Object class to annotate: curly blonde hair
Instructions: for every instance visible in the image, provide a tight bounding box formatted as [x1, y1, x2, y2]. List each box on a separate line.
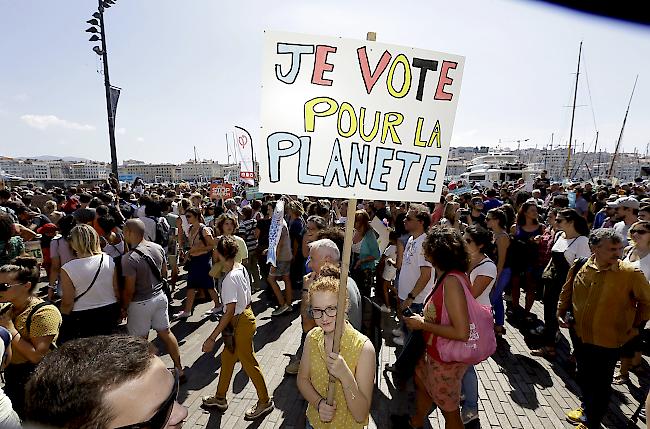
[307, 264, 349, 313]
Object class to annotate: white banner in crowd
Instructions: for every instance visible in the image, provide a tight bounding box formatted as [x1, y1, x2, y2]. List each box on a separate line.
[260, 31, 464, 202]
[234, 126, 255, 185]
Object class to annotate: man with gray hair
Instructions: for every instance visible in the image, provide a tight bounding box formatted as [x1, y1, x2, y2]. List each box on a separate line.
[284, 238, 362, 375]
[559, 228, 650, 428]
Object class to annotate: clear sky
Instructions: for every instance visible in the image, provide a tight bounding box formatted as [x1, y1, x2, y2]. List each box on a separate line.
[1, 0, 649, 163]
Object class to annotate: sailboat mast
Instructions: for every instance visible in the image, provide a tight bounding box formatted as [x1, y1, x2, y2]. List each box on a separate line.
[565, 41, 582, 178]
[225, 133, 231, 164]
[608, 75, 638, 178]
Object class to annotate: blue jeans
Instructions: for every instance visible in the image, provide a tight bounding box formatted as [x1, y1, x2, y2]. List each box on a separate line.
[461, 365, 479, 417]
[491, 267, 511, 326]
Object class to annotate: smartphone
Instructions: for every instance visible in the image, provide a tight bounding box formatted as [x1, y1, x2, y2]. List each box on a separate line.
[402, 307, 413, 317]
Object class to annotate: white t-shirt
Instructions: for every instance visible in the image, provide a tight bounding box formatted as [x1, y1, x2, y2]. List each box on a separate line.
[624, 250, 650, 282]
[398, 234, 434, 304]
[469, 257, 497, 306]
[551, 234, 591, 264]
[614, 221, 631, 246]
[62, 253, 117, 311]
[382, 244, 397, 281]
[221, 265, 252, 315]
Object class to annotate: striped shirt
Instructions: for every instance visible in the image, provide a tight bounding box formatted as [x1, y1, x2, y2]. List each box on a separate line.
[239, 218, 258, 251]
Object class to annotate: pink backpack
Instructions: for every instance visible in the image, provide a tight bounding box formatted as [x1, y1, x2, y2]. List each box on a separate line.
[437, 272, 496, 364]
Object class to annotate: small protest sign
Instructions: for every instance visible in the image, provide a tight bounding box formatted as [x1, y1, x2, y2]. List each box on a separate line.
[209, 183, 233, 200]
[260, 31, 464, 202]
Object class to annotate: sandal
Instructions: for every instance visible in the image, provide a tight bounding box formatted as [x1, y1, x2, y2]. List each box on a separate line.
[531, 346, 556, 358]
[613, 373, 630, 385]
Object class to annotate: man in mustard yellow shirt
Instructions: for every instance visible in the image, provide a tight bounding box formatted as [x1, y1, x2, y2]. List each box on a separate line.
[558, 228, 650, 429]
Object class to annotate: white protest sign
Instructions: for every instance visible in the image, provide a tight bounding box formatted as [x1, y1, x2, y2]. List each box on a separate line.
[260, 31, 464, 202]
[370, 216, 390, 253]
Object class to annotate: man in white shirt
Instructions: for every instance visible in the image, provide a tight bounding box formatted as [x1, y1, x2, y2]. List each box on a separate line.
[393, 204, 433, 346]
[609, 196, 640, 246]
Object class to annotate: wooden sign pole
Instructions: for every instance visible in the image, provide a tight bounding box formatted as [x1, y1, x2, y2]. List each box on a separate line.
[326, 197, 357, 405]
[325, 31, 375, 406]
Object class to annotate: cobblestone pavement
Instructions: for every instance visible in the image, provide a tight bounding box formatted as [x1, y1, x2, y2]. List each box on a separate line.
[145, 278, 647, 429]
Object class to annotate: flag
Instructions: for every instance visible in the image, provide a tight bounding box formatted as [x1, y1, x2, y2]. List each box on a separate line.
[234, 126, 255, 185]
[109, 85, 121, 123]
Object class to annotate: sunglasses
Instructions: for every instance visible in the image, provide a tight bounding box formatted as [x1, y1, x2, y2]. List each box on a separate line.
[115, 368, 179, 429]
[631, 229, 649, 235]
[0, 282, 23, 292]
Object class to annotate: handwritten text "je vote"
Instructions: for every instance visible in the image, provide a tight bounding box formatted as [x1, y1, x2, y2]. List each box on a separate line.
[274, 43, 458, 101]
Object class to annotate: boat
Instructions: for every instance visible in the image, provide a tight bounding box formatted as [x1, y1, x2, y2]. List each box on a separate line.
[459, 152, 541, 187]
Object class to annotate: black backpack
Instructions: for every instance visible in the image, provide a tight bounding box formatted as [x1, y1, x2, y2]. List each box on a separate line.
[149, 216, 170, 248]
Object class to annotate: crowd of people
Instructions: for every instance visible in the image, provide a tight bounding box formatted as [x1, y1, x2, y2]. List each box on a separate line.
[1, 171, 650, 428]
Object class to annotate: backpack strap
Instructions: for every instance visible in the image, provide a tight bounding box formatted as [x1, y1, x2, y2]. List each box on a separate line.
[26, 301, 56, 334]
[133, 248, 163, 283]
[74, 254, 104, 303]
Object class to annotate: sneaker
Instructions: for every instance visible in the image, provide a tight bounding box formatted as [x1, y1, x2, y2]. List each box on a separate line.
[380, 304, 391, 313]
[205, 306, 223, 315]
[272, 304, 291, 317]
[172, 310, 191, 320]
[285, 359, 300, 375]
[566, 408, 587, 425]
[393, 336, 405, 346]
[244, 399, 274, 421]
[392, 328, 404, 337]
[202, 395, 228, 411]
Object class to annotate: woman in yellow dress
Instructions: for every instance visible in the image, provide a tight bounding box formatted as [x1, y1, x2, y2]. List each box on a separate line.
[297, 270, 375, 428]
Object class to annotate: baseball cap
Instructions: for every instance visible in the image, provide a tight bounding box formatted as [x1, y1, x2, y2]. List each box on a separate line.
[607, 196, 640, 210]
[37, 223, 58, 235]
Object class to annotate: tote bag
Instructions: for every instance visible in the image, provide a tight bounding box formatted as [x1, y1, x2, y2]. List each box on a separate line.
[437, 272, 496, 365]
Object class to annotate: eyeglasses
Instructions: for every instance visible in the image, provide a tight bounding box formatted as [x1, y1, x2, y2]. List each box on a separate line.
[310, 306, 337, 319]
[0, 282, 23, 292]
[115, 368, 179, 429]
[631, 229, 649, 235]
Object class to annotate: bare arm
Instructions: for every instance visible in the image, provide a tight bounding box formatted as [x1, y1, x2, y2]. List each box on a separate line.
[495, 235, 509, 275]
[470, 275, 493, 299]
[60, 270, 75, 315]
[11, 334, 56, 365]
[395, 240, 404, 270]
[336, 340, 375, 423]
[122, 275, 136, 308]
[48, 256, 60, 286]
[207, 302, 236, 340]
[297, 337, 322, 409]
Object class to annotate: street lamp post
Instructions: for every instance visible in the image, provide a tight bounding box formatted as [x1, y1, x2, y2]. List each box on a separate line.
[86, 0, 118, 177]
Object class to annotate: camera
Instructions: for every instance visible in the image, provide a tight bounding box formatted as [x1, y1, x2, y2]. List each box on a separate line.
[402, 307, 413, 317]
